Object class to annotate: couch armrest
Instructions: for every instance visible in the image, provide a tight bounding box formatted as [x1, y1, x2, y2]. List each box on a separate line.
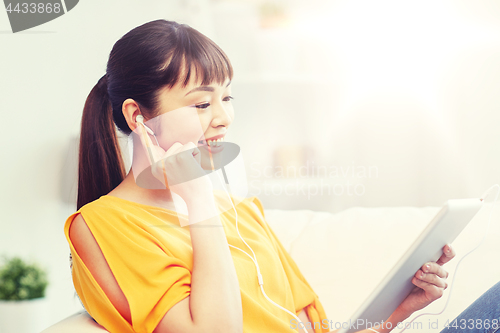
[41, 310, 108, 333]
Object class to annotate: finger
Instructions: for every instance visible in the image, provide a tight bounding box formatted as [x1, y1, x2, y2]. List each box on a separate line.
[168, 142, 200, 161]
[189, 143, 201, 163]
[164, 142, 184, 159]
[412, 276, 445, 300]
[160, 143, 201, 181]
[436, 244, 456, 266]
[191, 145, 201, 164]
[421, 262, 449, 279]
[151, 141, 182, 179]
[189, 142, 200, 158]
[415, 269, 447, 288]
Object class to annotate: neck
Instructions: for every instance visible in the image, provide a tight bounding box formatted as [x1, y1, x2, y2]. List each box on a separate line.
[109, 133, 175, 209]
[116, 168, 175, 208]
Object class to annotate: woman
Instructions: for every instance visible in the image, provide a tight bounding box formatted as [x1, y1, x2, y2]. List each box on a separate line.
[64, 19, 500, 333]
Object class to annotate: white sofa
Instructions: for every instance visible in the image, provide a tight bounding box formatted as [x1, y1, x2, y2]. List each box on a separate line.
[43, 204, 500, 333]
[41, 310, 107, 332]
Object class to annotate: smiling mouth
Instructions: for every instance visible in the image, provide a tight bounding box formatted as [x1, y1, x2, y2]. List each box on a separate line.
[198, 137, 225, 147]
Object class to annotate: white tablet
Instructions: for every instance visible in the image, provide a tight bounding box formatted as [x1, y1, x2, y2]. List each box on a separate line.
[338, 198, 483, 333]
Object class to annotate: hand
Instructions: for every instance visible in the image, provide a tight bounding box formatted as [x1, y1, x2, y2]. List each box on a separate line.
[137, 124, 213, 202]
[397, 244, 456, 316]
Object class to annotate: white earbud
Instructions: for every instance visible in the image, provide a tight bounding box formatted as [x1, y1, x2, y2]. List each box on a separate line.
[135, 114, 161, 164]
[136, 115, 156, 136]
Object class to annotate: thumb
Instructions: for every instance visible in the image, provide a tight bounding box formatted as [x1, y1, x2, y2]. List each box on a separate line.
[192, 146, 201, 164]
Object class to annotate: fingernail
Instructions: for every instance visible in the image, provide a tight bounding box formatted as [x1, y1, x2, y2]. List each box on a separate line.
[425, 264, 430, 272]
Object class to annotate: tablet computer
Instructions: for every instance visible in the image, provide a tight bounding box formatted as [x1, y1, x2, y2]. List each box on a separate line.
[338, 198, 483, 333]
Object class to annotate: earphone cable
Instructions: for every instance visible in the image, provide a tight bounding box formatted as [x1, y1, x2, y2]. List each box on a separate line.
[214, 169, 307, 331]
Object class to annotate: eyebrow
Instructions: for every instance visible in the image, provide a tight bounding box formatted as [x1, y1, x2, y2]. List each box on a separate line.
[185, 80, 231, 96]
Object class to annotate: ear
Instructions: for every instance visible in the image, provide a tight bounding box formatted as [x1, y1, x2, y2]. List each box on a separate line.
[122, 98, 141, 132]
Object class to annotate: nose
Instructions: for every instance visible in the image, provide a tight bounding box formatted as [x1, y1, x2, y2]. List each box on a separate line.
[210, 101, 233, 129]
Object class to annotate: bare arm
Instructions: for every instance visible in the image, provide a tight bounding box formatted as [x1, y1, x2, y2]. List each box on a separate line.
[154, 193, 243, 333]
[69, 213, 133, 326]
[297, 309, 315, 333]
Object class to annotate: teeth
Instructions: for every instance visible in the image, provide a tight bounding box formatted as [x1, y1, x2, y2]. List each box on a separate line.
[198, 138, 224, 147]
[204, 137, 225, 147]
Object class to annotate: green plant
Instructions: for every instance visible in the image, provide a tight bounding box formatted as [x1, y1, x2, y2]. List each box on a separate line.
[0, 255, 48, 301]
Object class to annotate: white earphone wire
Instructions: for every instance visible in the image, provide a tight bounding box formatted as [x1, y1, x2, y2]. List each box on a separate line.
[213, 169, 308, 332]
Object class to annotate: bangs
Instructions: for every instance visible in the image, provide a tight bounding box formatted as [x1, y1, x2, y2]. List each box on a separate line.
[159, 26, 233, 89]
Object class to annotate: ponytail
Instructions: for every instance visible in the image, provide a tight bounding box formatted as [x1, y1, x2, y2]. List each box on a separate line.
[77, 74, 126, 210]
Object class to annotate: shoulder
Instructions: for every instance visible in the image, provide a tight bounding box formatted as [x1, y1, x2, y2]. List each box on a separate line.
[247, 196, 265, 219]
[65, 197, 116, 250]
[68, 213, 87, 235]
[212, 191, 266, 224]
[66, 196, 133, 231]
[68, 213, 96, 254]
[67, 213, 104, 271]
[235, 195, 265, 221]
[234, 195, 267, 228]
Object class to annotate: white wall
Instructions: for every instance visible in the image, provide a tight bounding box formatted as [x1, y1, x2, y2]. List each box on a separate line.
[0, 0, 203, 326]
[1, 0, 499, 327]
[221, 0, 500, 212]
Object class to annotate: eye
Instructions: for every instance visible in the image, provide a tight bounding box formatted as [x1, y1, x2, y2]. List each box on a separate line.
[223, 96, 234, 102]
[195, 102, 210, 109]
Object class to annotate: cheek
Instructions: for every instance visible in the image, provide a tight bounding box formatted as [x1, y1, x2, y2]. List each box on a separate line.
[159, 130, 202, 150]
[154, 108, 205, 150]
[196, 114, 211, 134]
[229, 106, 235, 121]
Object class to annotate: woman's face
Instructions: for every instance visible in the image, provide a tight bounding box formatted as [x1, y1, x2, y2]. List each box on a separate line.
[149, 75, 234, 152]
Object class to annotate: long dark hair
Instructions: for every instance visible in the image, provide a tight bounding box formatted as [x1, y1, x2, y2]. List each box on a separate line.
[77, 19, 233, 210]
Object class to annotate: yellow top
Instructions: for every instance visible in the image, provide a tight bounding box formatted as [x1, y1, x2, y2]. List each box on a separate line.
[64, 192, 329, 333]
